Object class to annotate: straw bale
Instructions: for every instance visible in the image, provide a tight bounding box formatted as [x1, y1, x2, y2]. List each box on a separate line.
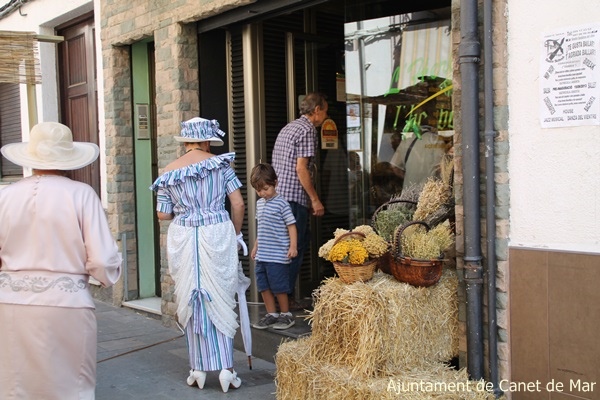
[276, 338, 497, 400]
[306, 270, 459, 377]
[383, 364, 498, 399]
[274, 338, 313, 400]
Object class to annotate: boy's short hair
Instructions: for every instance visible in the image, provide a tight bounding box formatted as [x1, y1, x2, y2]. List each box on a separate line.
[250, 163, 278, 190]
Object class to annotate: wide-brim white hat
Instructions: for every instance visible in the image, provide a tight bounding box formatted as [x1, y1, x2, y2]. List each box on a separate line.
[0, 122, 99, 170]
[174, 117, 225, 146]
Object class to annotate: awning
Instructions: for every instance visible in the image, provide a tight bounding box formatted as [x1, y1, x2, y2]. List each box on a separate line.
[0, 30, 41, 84]
[395, 19, 452, 92]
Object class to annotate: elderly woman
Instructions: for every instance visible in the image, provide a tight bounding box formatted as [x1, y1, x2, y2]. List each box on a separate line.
[0, 122, 122, 400]
[150, 117, 246, 393]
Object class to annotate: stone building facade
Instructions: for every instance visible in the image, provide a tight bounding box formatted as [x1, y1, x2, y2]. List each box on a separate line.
[99, 0, 578, 393]
[1, 0, 597, 394]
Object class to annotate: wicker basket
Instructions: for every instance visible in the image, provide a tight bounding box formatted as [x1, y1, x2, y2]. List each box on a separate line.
[377, 249, 392, 274]
[333, 258, 378, 284]
[330, 231, 377, 284]
[370, 199, 417, 275]
[390, 221, 444, 287]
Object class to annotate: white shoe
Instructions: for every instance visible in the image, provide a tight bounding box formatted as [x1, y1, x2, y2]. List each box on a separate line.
[186, 369, 206, 389]
[219, 369, 241, 393]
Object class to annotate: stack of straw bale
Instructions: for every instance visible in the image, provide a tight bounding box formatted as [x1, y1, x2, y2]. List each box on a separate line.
[275, 270, 496, 399]
[307, 270, 458, 376]
[276, 338, 494, 400]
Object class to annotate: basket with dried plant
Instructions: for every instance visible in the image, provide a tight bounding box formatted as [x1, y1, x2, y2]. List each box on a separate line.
[370, 198, 417, 274]
[390, 220, 454, 287]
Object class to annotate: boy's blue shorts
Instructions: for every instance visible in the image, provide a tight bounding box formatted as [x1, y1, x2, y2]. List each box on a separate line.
[255, 261, 290, 295]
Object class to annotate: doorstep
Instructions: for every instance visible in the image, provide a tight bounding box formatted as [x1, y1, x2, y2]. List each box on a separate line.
[122, 296, 162, 316]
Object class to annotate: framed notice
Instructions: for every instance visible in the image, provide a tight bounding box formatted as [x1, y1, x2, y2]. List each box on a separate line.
[347, 103, 360, 128]
[136, 103, 150, 139]
[347, 128, 361, 151]
[540, 23, 600, 128]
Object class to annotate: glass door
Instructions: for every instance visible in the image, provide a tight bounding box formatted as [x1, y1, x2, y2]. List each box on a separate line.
[285, 25, 349, 297]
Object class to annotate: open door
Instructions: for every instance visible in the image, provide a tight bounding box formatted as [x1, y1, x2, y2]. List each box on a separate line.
[58, 13, 100, 195]
[131, 41, 161, 300]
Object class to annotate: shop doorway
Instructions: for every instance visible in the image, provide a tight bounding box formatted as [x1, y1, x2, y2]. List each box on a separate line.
[200, 0, 453, 300]
[257, 9, 348, 298]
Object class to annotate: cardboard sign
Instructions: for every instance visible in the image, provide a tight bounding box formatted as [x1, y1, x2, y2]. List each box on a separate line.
[321, 118, 339, 149]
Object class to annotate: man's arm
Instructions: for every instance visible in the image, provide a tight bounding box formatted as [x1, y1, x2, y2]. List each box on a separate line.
[296, 157, 324, 216]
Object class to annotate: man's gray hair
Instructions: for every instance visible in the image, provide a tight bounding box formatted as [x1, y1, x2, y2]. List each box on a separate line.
[299, 92, 327, 115]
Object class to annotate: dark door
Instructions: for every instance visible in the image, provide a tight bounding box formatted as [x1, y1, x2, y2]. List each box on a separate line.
[260, 9, 348, 298]
[58, 14, 100, 195]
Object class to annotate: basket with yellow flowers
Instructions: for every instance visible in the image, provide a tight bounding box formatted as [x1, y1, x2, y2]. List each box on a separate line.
[318, 225, 389, 284]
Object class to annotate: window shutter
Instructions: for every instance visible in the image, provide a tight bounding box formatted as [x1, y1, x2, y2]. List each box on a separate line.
[229, 27, 251, 278]
[0, 83, 23, 178]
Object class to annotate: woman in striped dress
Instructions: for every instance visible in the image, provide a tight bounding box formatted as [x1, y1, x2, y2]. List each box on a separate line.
[150, 117, 246, 393]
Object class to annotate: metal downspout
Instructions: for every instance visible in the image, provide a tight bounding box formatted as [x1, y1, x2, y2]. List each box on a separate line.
[459, 0, 484, 379]
[483, 0, 502, 395]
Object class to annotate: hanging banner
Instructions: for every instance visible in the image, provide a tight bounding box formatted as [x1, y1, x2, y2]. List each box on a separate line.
[321, 118, 339, 149]
[540, 23, 600, 128]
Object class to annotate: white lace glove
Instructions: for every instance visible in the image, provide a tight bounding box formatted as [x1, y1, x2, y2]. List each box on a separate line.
[237, 233, 248, 256]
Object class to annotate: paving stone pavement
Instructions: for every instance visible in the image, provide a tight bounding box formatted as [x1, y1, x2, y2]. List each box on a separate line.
[95, 300, 277, 400]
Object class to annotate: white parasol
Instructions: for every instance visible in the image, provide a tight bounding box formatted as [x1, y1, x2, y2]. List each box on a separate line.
[236, 234, 252, 369]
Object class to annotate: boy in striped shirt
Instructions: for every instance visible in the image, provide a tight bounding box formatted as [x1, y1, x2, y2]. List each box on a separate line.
[250, 163, 298, 330]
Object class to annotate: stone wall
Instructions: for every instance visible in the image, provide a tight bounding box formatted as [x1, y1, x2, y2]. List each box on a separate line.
[100, 0, 253, 46]
[103, 44, 135, 305]
[100, 0, 250, 324]
[451, 0, 510, 387]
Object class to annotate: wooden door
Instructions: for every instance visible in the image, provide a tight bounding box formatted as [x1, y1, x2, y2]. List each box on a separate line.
[58, 14, 100, 195]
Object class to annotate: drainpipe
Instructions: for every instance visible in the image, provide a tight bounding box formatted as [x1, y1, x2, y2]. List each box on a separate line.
[483, 0, 502, 395]
[459, 0, 484, 379]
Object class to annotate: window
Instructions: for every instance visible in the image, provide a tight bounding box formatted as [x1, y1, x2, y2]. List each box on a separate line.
[343, 12, 453, 224]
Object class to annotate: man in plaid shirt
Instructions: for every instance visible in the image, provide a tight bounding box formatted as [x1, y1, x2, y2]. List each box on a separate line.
[272, 93, 328, 308]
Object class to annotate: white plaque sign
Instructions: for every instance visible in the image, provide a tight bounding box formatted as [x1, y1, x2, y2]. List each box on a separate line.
[540, 23, 600, 128]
